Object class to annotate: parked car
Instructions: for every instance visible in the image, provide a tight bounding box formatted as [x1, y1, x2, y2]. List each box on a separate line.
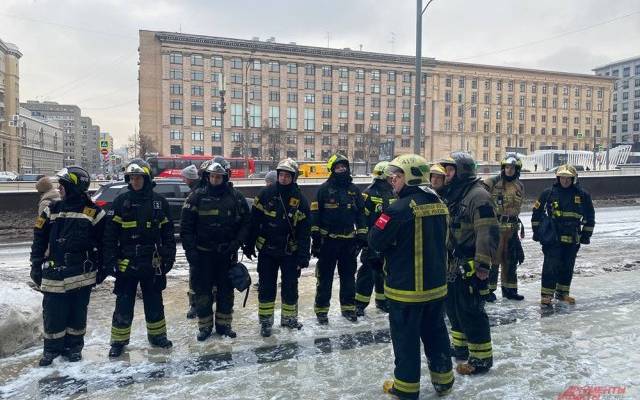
[17, 174, 45, 182]
[91, 179, 253, 230]
[0, 171, 17, 181]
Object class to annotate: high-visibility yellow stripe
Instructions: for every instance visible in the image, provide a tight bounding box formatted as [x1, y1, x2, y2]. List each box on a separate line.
[159, 217, 169, 226]
[146, 319, 166, 329]
[556, 283, 570, 291]
[374, 292, 386, 301]
[541, 287, 555, 295]
[411, 202, 449, 217]
[340, 304, 356, 311]
[44, 330, 66, 339]
[451, 330, 466, 339]
[198, 209, 219, 216]
[429, 369, 454, 385]
[393, 378, 420, 393]
[66, 327, 86, 336]
[468, 341, 492, 351]
[49, 212, 93, 223]
[414, 216, 423, 292]
[310, 201, 319, 211]
[314, 306, 330, 313]
[554, 211, 582, 219]
[582, 226, 594, 232]
[384, 284, 447, 303]
[355, 293, 370, 303]
[560, 235, 574, 243]
[324, 203, 339, 209]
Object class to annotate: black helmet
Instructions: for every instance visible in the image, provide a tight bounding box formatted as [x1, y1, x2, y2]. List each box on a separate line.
[56, 166, 91, 193]
[213, 156, 231, 175]
[124, 158, 152, 183]
[444, 151, 477, 181]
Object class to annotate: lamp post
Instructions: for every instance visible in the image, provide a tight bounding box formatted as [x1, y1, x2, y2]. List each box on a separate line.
[414, 0, 437, 155]
[218, 72, 226, 157]
[243, 54, 255, 177]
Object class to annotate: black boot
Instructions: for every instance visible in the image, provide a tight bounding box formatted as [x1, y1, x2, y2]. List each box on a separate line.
[186, 305, 197, 319]
[150, 336, 173, 349]
[484, 292, 497, 302]
[38, 351, 58, 367]
[197, 327, 212, 342]
[260, 323, 272, 337]
[216, 325, 237, 338]
[355, 304, 365, 317]
[375, 301, 389, 313]
[281, 317, 303, 330]
[108, 344, 125, 358]
[316, 313, 329, 325]
[502, 287, 524, 301]
[65, 350, 82, 362]
[342, 310, 358, 322]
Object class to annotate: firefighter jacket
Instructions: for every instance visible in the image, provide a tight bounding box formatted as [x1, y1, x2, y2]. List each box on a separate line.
[311, 175, 368, 240]
[368, 186, 449, 303]
[103, 183, 176, 277]
[180, 182, 250, 257]
[483, 174, 524, 222]
[247, 183, 311, 267]
[362, 179, 396, 261]
[445, 178, 499, 272]
[531, 182, 595, 245]
[31, 197, 106, 293]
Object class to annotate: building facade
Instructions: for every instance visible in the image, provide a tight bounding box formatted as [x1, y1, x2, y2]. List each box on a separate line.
[18, 107, 64, 174]
[0, 37, 22, 172]
[594, 56, 640, 144]
[139, 30, 613, 164]
[80, 116, 101, 174]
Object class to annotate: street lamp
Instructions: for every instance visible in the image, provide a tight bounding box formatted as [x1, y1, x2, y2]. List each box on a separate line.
[218, 73, 226, 157]
[414, 0, 437, 155]
[243, 53, 256, 177]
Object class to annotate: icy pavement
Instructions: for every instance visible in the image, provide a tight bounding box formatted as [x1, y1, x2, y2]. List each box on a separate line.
[0, 206, 639, 399]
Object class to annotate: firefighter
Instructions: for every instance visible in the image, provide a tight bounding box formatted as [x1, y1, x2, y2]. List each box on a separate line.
[369, 154, 453, 399]
[355, 161, 395, 316]
[428, 164, 447, 196]
[483, 154, 526, 301]
[440, 152, 499, 375]
[311, 154, 368, 324]
[105, 159, 176, 358]
[244, 158, 311, 337]
[532, 164, 595, 306]
[182, 164, 201, 319]
[30, 166, 106, 366]
[181, 159, 251, 341]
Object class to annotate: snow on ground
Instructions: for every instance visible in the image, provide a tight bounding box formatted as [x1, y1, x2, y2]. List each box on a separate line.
[0, 282, 42, 357]
[0, 206, 638, 399]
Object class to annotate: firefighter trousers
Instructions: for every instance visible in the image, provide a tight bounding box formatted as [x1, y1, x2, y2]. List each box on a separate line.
[489, 227, 519, 291]
[445, 276, 493, 371]
[42, 286, 92, 354]
[257, 252, 299, 325]
[314, 238, 357, 315]
[388, 299, 454, 399]
[110, 274, 168, 346]
[541, 243, 579, 298]
[192, 249, 235, 332]
[354, 252, 385, 309]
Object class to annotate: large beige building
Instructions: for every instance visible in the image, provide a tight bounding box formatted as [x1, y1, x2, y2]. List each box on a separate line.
[139, 30, 613, 164]
[0, 37, 22, 172]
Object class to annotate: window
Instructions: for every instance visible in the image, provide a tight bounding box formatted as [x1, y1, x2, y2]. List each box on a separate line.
[170, 84, 182, 95]
[402, 126, 410, 135]
[322, 123, 332, 133]
[287, 107, 297, 130]
[191, 116, 204, 126]
[250, 89, 261, 101]
[169, 69, 183, 80]
[191, 146, 204, 155]
[191, 54, 203, 66]
[170, 114, 183, 125]
[287, 63, 297, 74]
[356, 110, 365, 120]
[371, 111, 380, 120]
[191, 131, 204, 141]
[322, 65, 332, 77]
[170, 99, 182, 110]
[304, 94, 315, 104]
[403, 73, 412, 83]
[356, 96, 365, 106]
[249, 105, 261, 127]
[231, 88, 242, 99]
[339, 82, 349, 92]
[355, 83, 364, 93]
[287, 92, 297, 102]
[339, 110, 349, 119]
[322, 95, 332, 105]
[269, 77, 280, 87]
[231, 104, 243, 127]
[268, 106, 280, 128]
[169, 130, 182, 140]
[387, 98, 396, 108]
[339, 67, 349, 78]
[304, 135, 315, 145]
[371, 69, 380, 80]
[269, 91, 280, 101]
[387, 112, 396, 121]
[231, 58, 242, 69]
[250, 75, 261, 85]
[339, 123, 348, 133]
[231, 132, 243, 143]
[211, 117, 221, 127]
[305, 64, 316, 76]
[339, 96, 349, 106]
[323, 81, 332, 91]
[356, 69, 365, 79]
[459, 77, 466, 88]
[305, 80, 315, 90]
[386, 125, 396, 134]
[170, 53, 182, 64]
[322, 109, 332, 118]
[191, 71, 204, 81]
[191, 100, 203, 112]
[388, 71, 396, 81]
[371, 84, 380, 94]
[211, 56, 223, 67]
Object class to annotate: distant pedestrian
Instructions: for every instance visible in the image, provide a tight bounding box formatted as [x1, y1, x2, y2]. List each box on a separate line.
[36, 177, 60, 215]
[264, 170, 277, 187]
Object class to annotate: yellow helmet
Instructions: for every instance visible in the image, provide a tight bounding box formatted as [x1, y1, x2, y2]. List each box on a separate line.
[385, 154, 430, 186]
[556, 164, 578, 178]
[326, 153, 349, 173]
[372, 161, 390, 180]
[430, 163, 446, 176]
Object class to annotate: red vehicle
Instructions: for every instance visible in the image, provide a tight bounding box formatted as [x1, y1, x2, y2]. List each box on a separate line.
[146, 155, 255, 179]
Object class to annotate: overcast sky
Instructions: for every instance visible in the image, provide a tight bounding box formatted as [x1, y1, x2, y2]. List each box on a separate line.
[2, 0, 639, 147]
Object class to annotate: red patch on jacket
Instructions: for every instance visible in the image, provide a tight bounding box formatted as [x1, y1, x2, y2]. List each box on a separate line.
[375, 213, 391, 230]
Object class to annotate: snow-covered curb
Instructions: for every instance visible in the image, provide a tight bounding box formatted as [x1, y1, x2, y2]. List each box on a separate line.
[0, 281, 42, 357]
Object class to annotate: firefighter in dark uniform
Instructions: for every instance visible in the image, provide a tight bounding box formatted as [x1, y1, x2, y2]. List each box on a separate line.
[428, 164, 447, 196]
[369, 154, 454, 399]
[105, 159, 176, 358]
[532, 164, 595, 306]
[311, 154, 368, 324]
[182, 164, 201, 320]
[483, 154, 526, 301]
[244, 158, 311, 337]
[30, 166, 106, 366]
[355, 161, 395, 316]
[181, 159, 251, 341]
[440, 152, 499, 375]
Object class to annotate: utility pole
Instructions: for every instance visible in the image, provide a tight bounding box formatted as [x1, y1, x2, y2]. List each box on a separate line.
[219, 72, 226, 157]
[414, 0, 436, 156]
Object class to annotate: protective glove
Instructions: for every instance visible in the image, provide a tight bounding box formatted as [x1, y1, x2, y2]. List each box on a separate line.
[162, 260, 174, 274]
[579, 235, 591, 245]
[96, 267, 109, 285]
[242, 245, 256, 260]
[515, 240, 525, 265]
[30, 263, 42, 287]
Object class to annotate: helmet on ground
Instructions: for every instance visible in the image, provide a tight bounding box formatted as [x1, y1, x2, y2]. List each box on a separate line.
[556, 164, 578, 179]
[276, 158, 299, 180]
[56, 166, 91, 192]
[430, 163, 446, 176]
[443, 152, 477, 180]
[326, 153, 350, 173]
[372, 161, 390, 180]
[124, 159, 152, 182]
[181, 164, 199, 180]
[501, 154, 522, 171]
[385, 154, 430, 186]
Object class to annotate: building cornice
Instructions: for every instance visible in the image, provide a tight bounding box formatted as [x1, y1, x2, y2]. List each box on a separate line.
[0, 38, 22, 58]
